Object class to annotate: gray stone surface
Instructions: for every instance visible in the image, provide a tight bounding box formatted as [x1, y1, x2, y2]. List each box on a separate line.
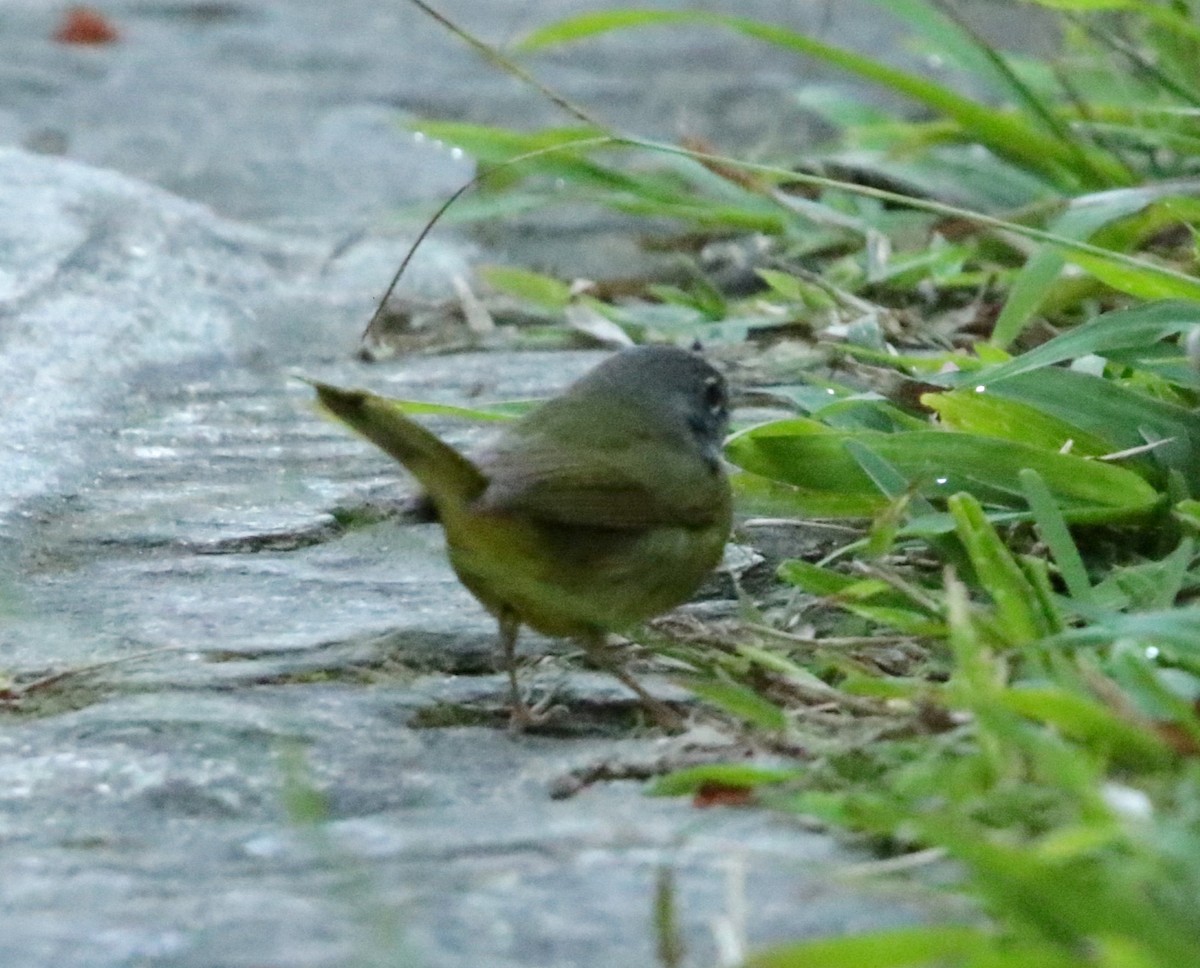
[0, 2, 992, 965]
[0, 0, 872, 231]
[0, 140, 470, 505]
[0, 147, 933, 965]
[0, 684, 928, 968]
[0, 0, 1055, 274]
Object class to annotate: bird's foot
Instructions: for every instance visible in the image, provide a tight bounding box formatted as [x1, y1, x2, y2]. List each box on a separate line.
[507, 691, 567, 733]
[640, 697, 686, 734]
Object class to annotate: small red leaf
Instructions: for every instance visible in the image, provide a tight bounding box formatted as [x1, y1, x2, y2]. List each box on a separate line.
[54, 6, 120, 45]
[692, 782, 756, 808]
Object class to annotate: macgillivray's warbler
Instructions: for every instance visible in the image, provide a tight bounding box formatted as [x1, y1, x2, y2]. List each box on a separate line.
[308, 345, 732, 730]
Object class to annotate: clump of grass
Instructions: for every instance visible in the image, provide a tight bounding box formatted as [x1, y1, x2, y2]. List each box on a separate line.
[393, 1, 1200, 963]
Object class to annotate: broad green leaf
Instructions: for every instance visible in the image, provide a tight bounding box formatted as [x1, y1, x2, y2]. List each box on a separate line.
[683, 678, 788, 730]
[730, 470, 882, 518]
[924, 389, 1112, 457]
[409, 121, 796, 233]
[845, 440, 922, 503]
[990, 366, 1198, 446]
[755, 268, 812, 302]
[479, 265, 572, 310]
[983, 367, 1199, 450]
[1001, 685, 1172, 766]
[743, 925, 991, 968]
[810, 396, 928, 433]
[777, 560, 944, 634]
[840, 605, 947, 636]
[840, 673, 926, 700]
[975, 368, 1200, 489]
[727, 420, 1161, 521]
[845, 440, 947, 557]
[610, 195, 792, 233]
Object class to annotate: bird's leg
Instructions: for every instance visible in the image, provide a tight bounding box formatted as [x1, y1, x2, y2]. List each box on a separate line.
[583, 633, 685, 733]
[499, 611, 560, 731]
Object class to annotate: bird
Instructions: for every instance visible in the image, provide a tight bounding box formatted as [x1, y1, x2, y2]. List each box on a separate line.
[309, 345, 732, 730]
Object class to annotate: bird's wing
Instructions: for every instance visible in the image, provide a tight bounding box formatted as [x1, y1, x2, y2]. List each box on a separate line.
[476, 434, 725, 530]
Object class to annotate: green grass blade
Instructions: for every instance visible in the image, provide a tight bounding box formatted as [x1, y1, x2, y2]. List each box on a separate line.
[871, 0, 1054, 107]
[517, 10, 1129, 188]
[950, 492, 1054, 644]
[1112, 650, 1200, 751]
[845, 439, 930, 507]
[969, 300, 1200, 384]
[649, 763, 800, 796]
[1056, 607, 1200, 653]
[1027, 0, 1200, 47]
[410, 121, 619, 181]
[1066, 247, 1200, 301]
[1019, 469, 1095, 606]
[992, 188, 1173, 349]
[873, 0, 1123, 185]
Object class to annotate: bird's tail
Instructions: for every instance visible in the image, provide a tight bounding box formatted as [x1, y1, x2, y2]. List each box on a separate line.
[306, 380, 488, 516]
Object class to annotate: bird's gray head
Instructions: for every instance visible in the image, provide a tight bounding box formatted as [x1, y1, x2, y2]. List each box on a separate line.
[568, 345, 730, 463]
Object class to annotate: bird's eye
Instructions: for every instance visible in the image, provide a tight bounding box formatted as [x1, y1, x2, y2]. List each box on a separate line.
[703, 376, 726, 415]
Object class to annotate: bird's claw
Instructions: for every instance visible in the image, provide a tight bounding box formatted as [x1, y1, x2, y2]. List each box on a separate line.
[507, 692, 567, 732]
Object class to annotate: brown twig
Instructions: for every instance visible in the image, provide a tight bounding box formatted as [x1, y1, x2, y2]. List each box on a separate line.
[0, 646, 186, 703]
